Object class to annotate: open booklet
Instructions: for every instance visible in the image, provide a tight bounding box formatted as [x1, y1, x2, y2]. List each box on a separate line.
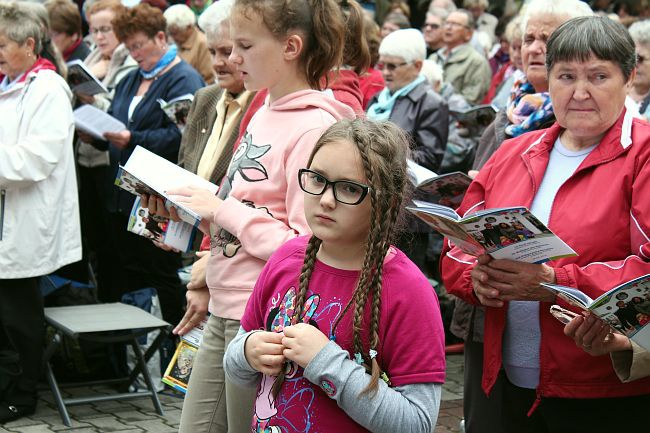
[542, 275, 650, 351]
[115, 146, 219, 229]
[128, 197, 197, 252]
[406, 201, 577, 263]
[66, 59, 108, 96]
[158, 94, 193, 132]
[162, 316, 208, 393]
[407, 160, 472, 208]
[450, 104, 497, 130]
[73, 104, 126, 141]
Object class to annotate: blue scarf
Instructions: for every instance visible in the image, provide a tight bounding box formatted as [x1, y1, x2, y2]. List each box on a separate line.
[367, 75, 426, 121]
[139, 45, 177, 79]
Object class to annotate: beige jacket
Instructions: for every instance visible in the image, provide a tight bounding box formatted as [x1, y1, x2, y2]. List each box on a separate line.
[611, 341, 650, 383]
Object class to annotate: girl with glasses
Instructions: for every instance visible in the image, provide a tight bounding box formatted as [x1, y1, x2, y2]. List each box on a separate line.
[224, 118, 446, 432]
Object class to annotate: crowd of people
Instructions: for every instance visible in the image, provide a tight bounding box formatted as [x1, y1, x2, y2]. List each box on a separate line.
[1, 0, 649, 432]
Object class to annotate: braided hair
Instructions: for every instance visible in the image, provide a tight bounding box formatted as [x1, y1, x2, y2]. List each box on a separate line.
[274, 118, 410, 398]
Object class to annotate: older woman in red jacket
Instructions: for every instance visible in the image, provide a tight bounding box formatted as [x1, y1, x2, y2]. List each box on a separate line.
[441, 16, 650, 433]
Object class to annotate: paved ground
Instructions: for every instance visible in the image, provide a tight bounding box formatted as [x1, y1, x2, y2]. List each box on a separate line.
[0, 354, 465, 433]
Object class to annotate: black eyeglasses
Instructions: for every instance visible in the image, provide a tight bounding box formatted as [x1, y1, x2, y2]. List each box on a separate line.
[376, 61, 410, 72]
[423, 23, 440, 30]
[298, 169, 370, 205]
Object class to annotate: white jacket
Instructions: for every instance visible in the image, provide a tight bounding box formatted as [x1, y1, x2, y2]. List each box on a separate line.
[0, 69, 81, 278]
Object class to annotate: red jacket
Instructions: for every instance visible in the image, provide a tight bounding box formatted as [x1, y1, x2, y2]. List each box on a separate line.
[441, 108, 650, 404]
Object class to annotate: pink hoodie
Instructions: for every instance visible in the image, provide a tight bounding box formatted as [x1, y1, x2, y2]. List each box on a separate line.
[206, 90, 356, 320]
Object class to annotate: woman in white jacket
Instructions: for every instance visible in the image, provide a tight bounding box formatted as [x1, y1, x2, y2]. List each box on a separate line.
[0, 2, 81, 423]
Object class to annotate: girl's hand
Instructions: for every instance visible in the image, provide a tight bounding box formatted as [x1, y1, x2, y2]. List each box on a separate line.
[187, 251, 210, 290]
[166, 186, 223, 222]
[173, 286, 210, 336]
[564, 313, 632, 356]
[282, 323, 330, 369]
[104, 130, 131, 149]
[244, 331, 286, 375]
[474, 257, 556, 302]
[166, 186, 222, 234]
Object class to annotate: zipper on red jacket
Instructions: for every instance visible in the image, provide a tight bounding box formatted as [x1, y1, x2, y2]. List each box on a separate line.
[0, 189, 5, 241]
[0, 189, 7, 241]
[527, 389, 542, 416]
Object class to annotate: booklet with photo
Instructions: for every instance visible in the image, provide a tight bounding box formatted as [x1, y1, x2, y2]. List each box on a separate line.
[74, 104, 127, 141]
[407, 160, 472, 208]
[127, 197, 196, 252]
[543, 274, 650, 351]
[406, 201, 577, 263]
[162, 316, 208, 393]
[115, 146, 219, 228]
[158, 94, 193, 132]
[450, 104, 497, 130]
[66, 59, 108, 96]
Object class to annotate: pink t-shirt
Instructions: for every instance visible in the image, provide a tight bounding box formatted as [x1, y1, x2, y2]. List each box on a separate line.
[241, 236, 446, 432]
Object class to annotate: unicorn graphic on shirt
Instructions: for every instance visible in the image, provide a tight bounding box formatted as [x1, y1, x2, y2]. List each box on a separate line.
[253, 287, 320, 433]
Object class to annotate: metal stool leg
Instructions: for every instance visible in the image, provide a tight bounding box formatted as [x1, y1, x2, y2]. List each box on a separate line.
[129, 339, 164, 416]
[45, 361, 72, 427]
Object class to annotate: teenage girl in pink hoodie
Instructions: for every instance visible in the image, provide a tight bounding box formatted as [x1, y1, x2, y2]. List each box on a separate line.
[154, 0, 356, 431]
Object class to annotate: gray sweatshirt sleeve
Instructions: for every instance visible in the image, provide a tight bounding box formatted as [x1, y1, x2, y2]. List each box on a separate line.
[303, 341, 441, 433]
[224, 328, 442, 433]
[223, 327, 260, 388]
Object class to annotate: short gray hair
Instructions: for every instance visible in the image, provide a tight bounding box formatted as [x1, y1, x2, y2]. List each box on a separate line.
[504, 15, 523, 44]
[198, 0, 234, 39]
[421, 59, 444, 86]
[379, 28, 426, 63]
[427, 7, 448, 22]
[521, 0, 593, 36]
[429, 0, 457, 15]
[629, 19, 650, 46]
[0, 2, 43, 55]
[453, 9, 475, 30]
[163, 4, 196, 29]
[463, 0, 488, 9]
[546, 16, 636, 81]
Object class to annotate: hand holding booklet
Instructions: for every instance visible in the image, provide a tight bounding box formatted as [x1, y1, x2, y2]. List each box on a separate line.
[406, 201, 577, 263]
[543, 274, 650, 351]
[162, 316, 208, 393]
[115, 146, 219, 250]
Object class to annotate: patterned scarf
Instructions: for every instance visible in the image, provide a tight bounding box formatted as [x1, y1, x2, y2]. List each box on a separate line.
[504, 77, 554, 137]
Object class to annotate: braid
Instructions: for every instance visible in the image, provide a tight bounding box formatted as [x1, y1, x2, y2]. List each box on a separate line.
[272, 235, 321, 400]
[293, 236, 322, 321]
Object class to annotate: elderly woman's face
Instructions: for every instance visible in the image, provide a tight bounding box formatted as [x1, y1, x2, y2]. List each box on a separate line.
[634, 42, 650, 91]
[124, 31, 168, 72]
[521, 14, 567, 92]
[549, 56, 633, 147]
[208, 22, 244, 94]
[378, 54, 421, 93]
[89, 9, 120, 58]
[0, 33, 35, 81]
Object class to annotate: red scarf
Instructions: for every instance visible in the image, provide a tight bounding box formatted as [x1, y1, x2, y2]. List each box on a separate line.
[62, 39, 82, 61]
[0, 57, 57, 85]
